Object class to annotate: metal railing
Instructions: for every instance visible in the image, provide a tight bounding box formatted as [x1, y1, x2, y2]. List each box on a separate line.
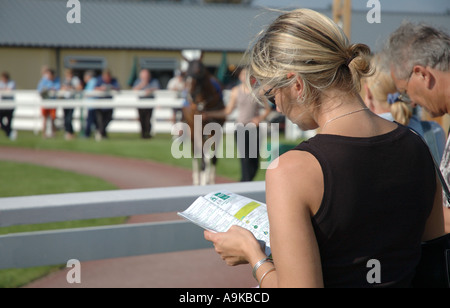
[0, 181, 265, 270]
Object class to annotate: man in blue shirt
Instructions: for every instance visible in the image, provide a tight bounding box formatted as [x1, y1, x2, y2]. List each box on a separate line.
[83, 70, 98, 138]
[132, 69, 160, 139]
[94, 69, 120, 140]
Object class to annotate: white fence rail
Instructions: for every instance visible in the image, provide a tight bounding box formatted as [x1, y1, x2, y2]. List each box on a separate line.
[0, 90, 188, 135]
[0, 90, 233, 135]
[0, 90, 308, 139]
[0, 181, 265, 269]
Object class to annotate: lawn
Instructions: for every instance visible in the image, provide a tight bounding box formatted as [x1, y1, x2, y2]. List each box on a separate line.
[0, 160, 122, 288]
[0, 130, 300, 181]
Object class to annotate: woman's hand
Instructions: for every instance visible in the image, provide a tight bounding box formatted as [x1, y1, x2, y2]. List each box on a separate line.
[204, 225, 265, 266]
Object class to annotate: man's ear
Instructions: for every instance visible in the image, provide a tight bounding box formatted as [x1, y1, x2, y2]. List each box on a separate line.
[413, 65, 435, 90]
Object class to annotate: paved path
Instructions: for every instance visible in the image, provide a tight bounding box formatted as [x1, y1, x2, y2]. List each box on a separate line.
[0, 146, 256, 288]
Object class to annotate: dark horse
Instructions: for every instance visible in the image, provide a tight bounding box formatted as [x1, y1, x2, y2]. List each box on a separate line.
[183, 53, 225, 185]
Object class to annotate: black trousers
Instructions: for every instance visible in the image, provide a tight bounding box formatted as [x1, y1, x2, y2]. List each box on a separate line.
[138, 108, 153, 138]
[235, 125, 260, 182]
[95, 109, 113, 138]
[0, 109, 14, 137]
[63, 108, 74, 134]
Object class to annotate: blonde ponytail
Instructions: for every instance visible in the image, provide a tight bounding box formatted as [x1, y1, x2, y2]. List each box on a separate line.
[390, 101, 413, 125]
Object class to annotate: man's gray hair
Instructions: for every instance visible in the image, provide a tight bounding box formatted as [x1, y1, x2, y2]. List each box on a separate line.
[385, 21, 450, 80]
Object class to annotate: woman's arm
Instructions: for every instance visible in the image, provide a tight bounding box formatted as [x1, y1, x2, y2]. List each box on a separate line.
[205, 150, 324, 287]
[252, 99, 272, 126]
[444, 208, 450, 234]
[422, 173, 446, 241]
[264, 151, 324, 287]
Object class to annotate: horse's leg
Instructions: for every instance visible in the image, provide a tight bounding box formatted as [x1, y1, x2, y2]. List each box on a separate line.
[192, 117, 205, 186]
[192, 133, 202, 186]
[200, 156, 208, 186]
[208, 156, 216, 185]
[207, 128, 222, 185]
[192, 158, 201, 186]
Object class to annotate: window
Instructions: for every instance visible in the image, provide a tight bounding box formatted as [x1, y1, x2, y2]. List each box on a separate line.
[139, 58, 178, 89]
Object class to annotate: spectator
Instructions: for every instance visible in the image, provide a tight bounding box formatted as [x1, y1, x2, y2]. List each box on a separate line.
[94, 69, 120, 140]
[36, 65, 48, 90]
[385, 21, 450, 229]
[204, 68, 271, 181]
[204, 9, 445, 287]
[167, 70, 186, 123]
[37, 68, 60, 138]
[0, 72, 16, 140]
[132, 69, 160, 139]
[60, 69, 82, 140]
[167, 70, 186, 92]
[363, 54, 446, 163]
[83, 70, 98, 138]
[362, 55, 397, 121]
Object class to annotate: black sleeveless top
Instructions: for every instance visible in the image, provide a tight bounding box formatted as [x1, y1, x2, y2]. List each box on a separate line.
[292, 125, 436, 287]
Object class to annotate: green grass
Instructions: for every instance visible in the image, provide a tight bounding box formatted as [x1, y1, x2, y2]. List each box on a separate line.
[0, 130, 301, 181]
[0, 160, 123, 288]
[0, 160, 118, 198]
[0, 131, 298, 181]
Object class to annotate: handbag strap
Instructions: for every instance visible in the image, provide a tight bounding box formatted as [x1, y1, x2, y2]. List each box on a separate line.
[409, 127, 450, 205]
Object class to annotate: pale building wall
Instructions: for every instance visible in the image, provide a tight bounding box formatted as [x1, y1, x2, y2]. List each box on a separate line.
[0, 47, 56, 89]
[0, 47, 246, 90]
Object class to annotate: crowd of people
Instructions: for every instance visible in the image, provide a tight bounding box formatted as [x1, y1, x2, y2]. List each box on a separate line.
[361, 53, 446, 164]
[0, 63, 273, 182]
[35, 67, 157, 141]
[0, 66, 189, 141]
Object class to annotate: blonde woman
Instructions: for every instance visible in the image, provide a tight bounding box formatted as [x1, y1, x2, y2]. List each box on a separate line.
[204, 9, 445, 287]
[363, 55, 446, 163]
[362, 55, 398, 121]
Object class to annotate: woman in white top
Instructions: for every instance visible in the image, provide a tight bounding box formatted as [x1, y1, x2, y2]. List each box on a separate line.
[205, 68, 271, 181]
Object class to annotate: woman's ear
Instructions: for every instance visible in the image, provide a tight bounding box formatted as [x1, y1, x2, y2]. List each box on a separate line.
[295, 76, 304, 94]
[286, 73, 304, 97]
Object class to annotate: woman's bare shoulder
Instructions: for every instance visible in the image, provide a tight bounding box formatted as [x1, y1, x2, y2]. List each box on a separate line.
[267, 149, 321, 177]
[266, 149, 323, 214]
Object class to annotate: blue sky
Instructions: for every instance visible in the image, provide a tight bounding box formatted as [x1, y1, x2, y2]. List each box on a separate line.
[252, 0, 450, 14]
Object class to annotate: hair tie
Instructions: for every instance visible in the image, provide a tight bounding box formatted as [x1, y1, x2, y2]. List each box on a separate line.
[346, 54, 357, 66]
[387, 92, 401, 105]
